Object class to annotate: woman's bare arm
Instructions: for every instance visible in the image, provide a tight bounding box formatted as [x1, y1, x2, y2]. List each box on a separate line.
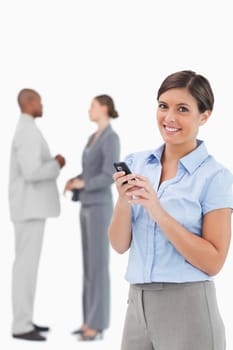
[108, 197, 132, 254]
[108, 172, 139, 254]
[128, 175, 232, 276]
[154, 206, 231, 275]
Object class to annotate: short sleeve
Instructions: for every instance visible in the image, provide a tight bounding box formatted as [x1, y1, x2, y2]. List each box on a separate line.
[201, 168, 233, 215]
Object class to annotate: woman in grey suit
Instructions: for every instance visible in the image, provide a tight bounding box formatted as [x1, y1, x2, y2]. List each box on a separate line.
[65, 95, 120, 341]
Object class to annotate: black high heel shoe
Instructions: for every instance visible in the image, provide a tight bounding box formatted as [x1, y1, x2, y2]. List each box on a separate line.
[79, 330, 103, 341]
[71, 328, 84, 335]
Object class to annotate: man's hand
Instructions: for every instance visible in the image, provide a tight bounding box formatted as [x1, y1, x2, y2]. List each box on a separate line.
[55, 154, 66, 168]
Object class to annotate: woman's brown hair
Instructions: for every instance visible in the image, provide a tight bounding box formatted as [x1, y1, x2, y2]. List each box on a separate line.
[95, 94, 119, 119]
[157, 70, 214, 113]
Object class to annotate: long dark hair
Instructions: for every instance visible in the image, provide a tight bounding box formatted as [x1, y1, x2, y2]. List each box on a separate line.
[95, 95, 119, 118]
[157, 70, 214, 113]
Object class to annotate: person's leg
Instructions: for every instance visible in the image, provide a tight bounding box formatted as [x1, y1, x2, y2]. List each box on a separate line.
[84, 203, 112, 331]
[121, 286, 154, 350]
[12, 219, 45, 334]
[143, 282, 225, 350]
[79, 207, 89, 329]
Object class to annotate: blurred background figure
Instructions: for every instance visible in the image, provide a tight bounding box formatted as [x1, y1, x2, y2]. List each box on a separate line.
[64, 95, 120, 341]
[8, 89, 66, 341]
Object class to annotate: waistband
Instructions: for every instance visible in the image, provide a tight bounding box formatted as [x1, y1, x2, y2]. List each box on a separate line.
[132, 280, 214, 291]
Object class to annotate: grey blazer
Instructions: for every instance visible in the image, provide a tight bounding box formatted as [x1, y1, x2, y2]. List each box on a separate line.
[73, 125, 120, 205]
[8, 114, 61, 222]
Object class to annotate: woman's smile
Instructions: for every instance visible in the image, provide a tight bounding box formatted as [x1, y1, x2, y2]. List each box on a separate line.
[163, 124, 182, 135]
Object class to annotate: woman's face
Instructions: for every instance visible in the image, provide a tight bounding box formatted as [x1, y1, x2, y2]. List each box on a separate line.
[89, 99, 108, 122]
[157, 88, 210, 146]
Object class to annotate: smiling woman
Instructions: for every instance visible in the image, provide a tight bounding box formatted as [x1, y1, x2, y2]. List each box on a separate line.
[157, 70, 214, 149]
[109, 70, 233, 350]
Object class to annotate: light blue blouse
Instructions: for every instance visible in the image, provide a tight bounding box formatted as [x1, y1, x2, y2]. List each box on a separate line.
[124, 140, 233, 284]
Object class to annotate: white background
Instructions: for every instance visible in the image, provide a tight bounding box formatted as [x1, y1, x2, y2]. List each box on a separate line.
[0, 0, 233, 349]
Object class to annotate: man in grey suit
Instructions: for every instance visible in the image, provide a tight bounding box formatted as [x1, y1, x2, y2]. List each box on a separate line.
[8, 89, 65, 341]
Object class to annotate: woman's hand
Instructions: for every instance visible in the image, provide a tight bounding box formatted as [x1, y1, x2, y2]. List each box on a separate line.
[64, 178, 85, 193]
[64, 179, 74, 193]
[71, 178, 85, 189]
[126, 174, 161, 220]
[113, 171, 141, 202]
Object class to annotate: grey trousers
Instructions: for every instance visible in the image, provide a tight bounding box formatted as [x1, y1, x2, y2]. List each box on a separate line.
[80, 203, 113, 330]
[121, 281, 226, 350]
[12, 219, 45, 334]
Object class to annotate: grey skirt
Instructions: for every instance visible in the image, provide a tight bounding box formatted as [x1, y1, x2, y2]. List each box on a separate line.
[121, 281, 225, 350]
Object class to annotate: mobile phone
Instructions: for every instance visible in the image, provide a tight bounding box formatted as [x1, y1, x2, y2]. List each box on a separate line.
[113, 161, 134, 184]
[114, 162, 132, 175]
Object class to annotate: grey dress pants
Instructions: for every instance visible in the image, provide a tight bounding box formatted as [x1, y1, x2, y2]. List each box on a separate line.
[80, 203, 113, 330]
[121, 281, 226, 350]
[12, 219, 45, 334]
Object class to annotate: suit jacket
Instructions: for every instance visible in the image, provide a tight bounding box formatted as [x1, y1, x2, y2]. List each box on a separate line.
[9, 113, 61, 222]
[73, 124, 120, 205]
